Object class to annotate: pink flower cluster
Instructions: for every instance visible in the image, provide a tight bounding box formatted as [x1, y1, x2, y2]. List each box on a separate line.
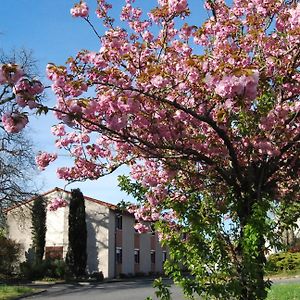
[51, 124, 66, 137]
[14, 78, 44, 109]
[212, 70, 259, 101]
[35, 152, 57, 170]
[48, 197, 68, 211]
[0, 64, 24, 85]
[134, 222, 149, 233]
[1, 112, 28, 133]
[70, 1, 89, 17]
[289, 4, 300, 30]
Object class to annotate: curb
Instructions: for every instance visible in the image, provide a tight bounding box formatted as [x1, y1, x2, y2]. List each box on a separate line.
[13, 288, 47, 300]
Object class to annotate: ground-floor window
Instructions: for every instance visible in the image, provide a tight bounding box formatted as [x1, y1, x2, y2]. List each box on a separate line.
[116, 247, 122, 264]
[45, 246, 63, 260]
[134, 249, 140, 264]
[162, 251, 167, 262]
[150, 250, 156, 264]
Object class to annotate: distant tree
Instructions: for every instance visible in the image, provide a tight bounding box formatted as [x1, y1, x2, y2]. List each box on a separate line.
[0, 49, 41, 215]
[31, 196, 46, 262]
[66, 189, 87, 277]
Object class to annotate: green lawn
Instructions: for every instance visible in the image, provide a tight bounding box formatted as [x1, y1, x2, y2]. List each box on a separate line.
[0, 285, 36, 300]
[267, 282, 300, 300]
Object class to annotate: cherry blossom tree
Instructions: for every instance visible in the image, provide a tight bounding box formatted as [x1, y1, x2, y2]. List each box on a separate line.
[1, 0, 300, 299]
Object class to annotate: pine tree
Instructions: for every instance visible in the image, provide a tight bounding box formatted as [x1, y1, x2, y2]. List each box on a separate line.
[31, 196, 46, 262]
[66, 189, 87, 277]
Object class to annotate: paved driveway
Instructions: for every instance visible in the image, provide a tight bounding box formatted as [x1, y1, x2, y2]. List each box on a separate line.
[25, 279, 188, 300]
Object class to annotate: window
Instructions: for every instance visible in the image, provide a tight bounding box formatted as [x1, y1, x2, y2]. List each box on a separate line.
[150, 250, 156, 264]
[162, 251, 167, 262]
[151, 224, 155, 236]
[45, 246, 63, 260]
[134, 249, 140, 264]
[116, 247, 122, 264]
[116, 214, 122, 230]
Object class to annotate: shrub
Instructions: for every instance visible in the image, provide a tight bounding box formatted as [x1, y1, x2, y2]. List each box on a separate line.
[89, 271, 104, 282]
[0, 236, 21, 275]
[266, 252, 300, 273]
[20, 259, 67, 280]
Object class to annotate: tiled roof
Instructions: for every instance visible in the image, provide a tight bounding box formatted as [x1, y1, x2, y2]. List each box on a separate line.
[4, 187, 118, 213]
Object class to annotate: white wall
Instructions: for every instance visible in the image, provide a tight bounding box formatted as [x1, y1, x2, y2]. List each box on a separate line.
[122, 214, 135, 275]
[85, 200, 110, 277]
[108, 210, 116, 278]
[140, 232, 151, 274]
[6, 203, 34, 262]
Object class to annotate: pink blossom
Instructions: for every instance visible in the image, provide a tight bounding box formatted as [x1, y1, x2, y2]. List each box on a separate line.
[167, 0, 188, 14]
[151, 75, 168, 88]
[0, 64, 24, 84]
[134, 222, 149, 233]
[289, 4, 300, 30]
[1, 112, 28, 133]
[70, 2, 89, 18]
[35, 152, 57, 170]
[214, 70, 259, 100]
[48, 197, 68, 211]
[51, 124, 66, 136]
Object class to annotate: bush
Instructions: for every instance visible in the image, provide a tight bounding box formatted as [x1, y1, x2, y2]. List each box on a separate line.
[20, 259, 67, 280]
[0, 236, 21, 275]
[266, 252, 300, 273]
[89, 271, 104, 282]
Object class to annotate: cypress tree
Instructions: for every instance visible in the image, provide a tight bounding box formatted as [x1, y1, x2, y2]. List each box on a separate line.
[66, 189, 87, 277]
[31, 196, 46, 262]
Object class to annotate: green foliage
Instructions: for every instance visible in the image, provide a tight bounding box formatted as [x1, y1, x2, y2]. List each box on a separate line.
[153, 278, 172, 300]
[0, 236, 20, 275]
[118, 175, 148, 202]
[31, 196, 46, 262]
[266, 252, 300, 273]
[66, 188, 87, 277]
[118, 176, 279, 299]
[20, 259, 67, 280]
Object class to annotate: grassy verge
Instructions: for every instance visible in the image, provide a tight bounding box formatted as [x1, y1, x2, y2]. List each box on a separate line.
[267, 282, 300, 300]
[0, 285, 36, 300]
[267, 268, 300, 279]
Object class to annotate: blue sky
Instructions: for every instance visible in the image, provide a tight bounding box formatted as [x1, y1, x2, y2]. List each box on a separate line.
[1, 1, 134, 203]
[1, 1, 207, 204]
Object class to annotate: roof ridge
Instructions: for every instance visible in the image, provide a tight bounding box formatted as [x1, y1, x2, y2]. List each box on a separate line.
[4, 187, 118, 212]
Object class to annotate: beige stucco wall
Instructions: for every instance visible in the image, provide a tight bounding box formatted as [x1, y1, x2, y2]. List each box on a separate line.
[44, 191, 69, 256]
[6, 203, 34, 262]
[6, 189, 167, 279]
[140, 232, 151, 274]
[108, 210, 116, 278]
[85, 200, 110, 277]
[121, 214, 135, 275]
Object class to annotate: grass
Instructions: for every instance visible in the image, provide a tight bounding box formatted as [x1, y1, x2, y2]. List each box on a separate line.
[267, 282, 300, 300]
[267, 268, 300, 279]
[0, 285, 36, 300]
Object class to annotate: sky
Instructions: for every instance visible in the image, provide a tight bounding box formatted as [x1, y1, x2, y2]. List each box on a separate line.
[1, 0, 207, 204]
[1, 1, 135, 204]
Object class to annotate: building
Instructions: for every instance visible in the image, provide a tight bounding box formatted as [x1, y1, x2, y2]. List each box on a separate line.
[5, 187, 167, 278]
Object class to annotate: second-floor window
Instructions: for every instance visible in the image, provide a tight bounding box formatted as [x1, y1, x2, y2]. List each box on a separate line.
[116, 214, 122, 230]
